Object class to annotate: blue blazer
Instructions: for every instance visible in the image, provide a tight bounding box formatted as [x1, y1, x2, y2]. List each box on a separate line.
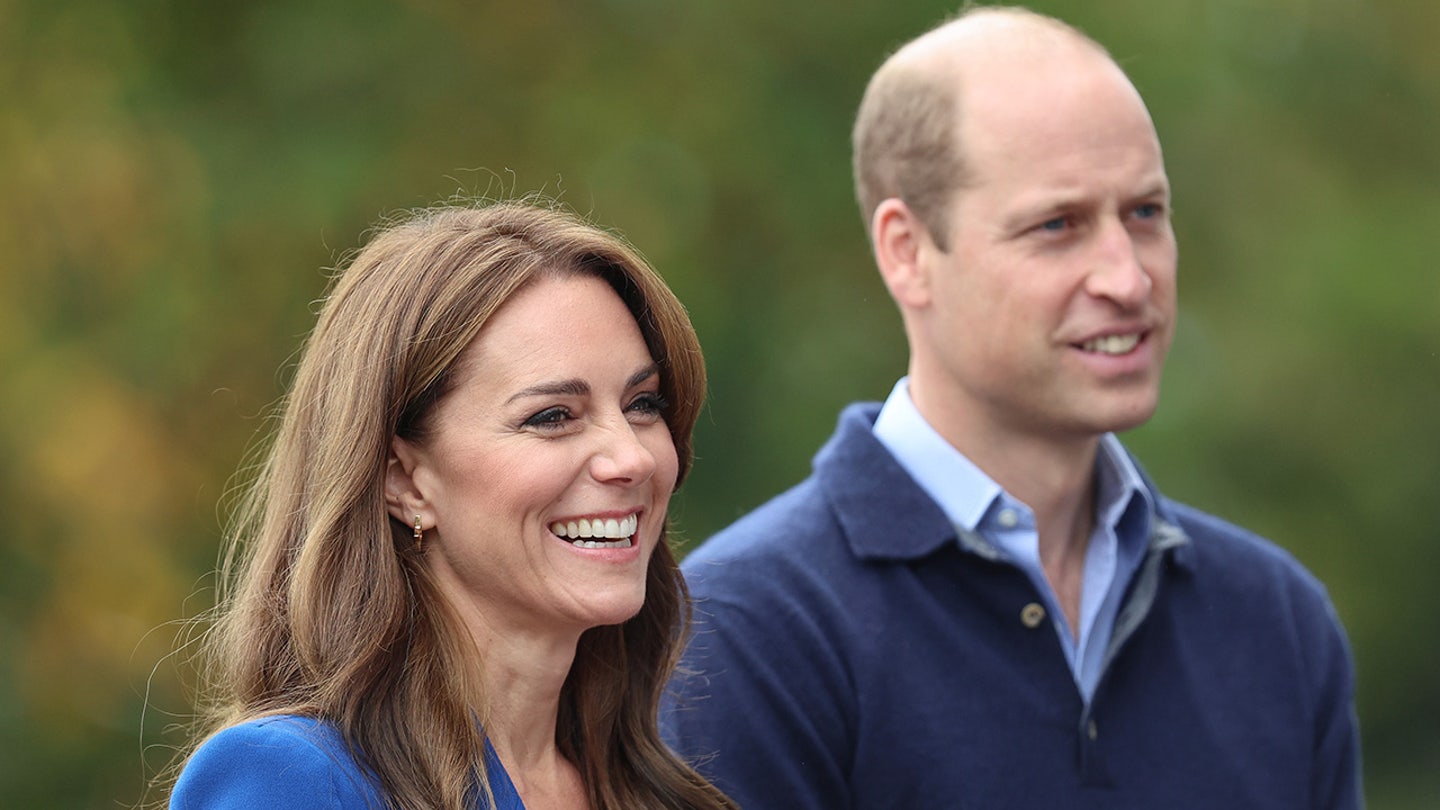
[170, 715, 524, 809]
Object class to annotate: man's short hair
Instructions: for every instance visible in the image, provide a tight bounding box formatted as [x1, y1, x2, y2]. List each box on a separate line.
[851, 6, 1110, 251]
[852, 62, 963, 250]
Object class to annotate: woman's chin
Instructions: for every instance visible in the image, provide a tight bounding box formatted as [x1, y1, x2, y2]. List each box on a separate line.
[557, 585, 648, 633]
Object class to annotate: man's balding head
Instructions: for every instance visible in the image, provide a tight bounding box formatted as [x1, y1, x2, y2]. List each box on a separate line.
[852, 6, 1122, 250]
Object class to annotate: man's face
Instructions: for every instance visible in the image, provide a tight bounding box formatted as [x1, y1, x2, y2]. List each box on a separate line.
[912, 49, 1177, 449]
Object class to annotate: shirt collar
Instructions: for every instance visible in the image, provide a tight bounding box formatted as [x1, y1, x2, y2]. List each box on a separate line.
[1096, 432, 1155, 546]
[815, 401, 1193, 571]
[873, 377, 1153, 552]
[873, 378, 999, 531]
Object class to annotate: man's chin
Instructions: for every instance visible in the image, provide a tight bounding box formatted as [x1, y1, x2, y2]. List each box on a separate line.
[1099, 397, 1162, 435]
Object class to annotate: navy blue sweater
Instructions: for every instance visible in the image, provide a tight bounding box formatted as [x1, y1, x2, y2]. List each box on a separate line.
[663, 404, 1361, 809]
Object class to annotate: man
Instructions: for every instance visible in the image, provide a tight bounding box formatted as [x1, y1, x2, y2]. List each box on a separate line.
[662, 6, 1362, 809]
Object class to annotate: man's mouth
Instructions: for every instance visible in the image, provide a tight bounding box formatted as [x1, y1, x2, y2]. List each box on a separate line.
[1078, 332, 1143, 355]
[549, 513, 638, 549]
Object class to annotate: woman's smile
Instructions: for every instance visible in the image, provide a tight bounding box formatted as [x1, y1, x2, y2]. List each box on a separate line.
[549, 511, 641, 548]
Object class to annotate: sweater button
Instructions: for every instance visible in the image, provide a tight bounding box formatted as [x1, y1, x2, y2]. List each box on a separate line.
[1020, 602, 1046, 628]
[1087, 719, 1098, 740]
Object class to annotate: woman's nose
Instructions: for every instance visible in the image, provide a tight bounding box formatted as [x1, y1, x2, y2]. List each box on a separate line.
[589, 420, 657, 485]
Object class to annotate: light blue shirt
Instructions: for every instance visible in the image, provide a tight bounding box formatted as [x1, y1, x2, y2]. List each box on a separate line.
[872, 378, 1152, 702]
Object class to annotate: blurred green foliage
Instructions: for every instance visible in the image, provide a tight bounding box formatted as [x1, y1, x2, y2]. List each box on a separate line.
[2, 0, 1436, 806]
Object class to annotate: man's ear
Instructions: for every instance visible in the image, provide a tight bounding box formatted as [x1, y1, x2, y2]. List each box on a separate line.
[871, 198, 934, 310]
[385, 436, 430, 526]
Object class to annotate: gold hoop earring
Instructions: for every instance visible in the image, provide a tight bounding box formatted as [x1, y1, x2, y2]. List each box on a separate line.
[413, 515, 424, 551]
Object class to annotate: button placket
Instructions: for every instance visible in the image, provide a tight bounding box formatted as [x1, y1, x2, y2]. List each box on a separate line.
[1020, 602, 1046, 628]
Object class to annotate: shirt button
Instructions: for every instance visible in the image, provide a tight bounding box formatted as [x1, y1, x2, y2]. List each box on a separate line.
[1020, 602, 1046, 628]
[997, 508, 1019, 528]
[1088, 720, 1099, 740]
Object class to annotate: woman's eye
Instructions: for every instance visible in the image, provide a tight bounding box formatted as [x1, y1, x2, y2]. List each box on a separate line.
[522, 406, 573, 429]
[626, 392, 669, 419]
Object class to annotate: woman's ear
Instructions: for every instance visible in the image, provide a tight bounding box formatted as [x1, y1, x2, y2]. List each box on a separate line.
[871, 198, 934, 310]
[385, 436, 429, 525]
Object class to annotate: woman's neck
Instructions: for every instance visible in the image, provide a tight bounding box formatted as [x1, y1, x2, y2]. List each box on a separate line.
[460, 609, 591, 808]
[478, 629, 575, 768]
[481, 634, 590, 809]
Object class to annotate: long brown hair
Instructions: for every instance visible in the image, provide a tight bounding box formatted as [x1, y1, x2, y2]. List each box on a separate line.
[177, 200, 732, 809]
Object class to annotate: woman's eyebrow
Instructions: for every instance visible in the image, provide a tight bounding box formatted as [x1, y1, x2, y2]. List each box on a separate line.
[627, 364, 660, 389]
[505, 364, 659, 405]
[506, 379, 589, 404]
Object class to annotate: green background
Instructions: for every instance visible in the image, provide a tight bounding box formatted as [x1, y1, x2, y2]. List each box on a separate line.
[2, 0, 1436, 806]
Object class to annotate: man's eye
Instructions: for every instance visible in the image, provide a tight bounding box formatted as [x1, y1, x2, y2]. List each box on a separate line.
[1038, 217, 1069, 232]
[1133, 203, 1163, 220]
[523, 406, 572, 428]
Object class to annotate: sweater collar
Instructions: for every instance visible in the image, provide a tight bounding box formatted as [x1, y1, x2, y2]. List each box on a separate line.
[815, 402, 1194, 571]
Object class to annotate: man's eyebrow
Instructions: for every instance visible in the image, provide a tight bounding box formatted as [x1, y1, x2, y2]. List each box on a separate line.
[1003, 178, 1173, 226]
[506, 379, 589, 405]
[997, 195, 1081, 231]
[1136, 178, 1171, 199]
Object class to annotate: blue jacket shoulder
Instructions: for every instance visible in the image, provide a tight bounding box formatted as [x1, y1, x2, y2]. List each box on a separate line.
[171, 715, 383, 809]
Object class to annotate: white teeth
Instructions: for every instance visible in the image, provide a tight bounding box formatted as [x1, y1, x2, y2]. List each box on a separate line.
[549, 514, 639, 546]
[1081, 334, 1141, 355]
[572, 538, 634, 549]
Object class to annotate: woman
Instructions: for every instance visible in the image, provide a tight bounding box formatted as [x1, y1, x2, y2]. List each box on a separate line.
[169, 201, 735, 810]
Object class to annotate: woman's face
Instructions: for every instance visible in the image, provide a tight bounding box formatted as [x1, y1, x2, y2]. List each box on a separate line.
[394, 273, 679, 638]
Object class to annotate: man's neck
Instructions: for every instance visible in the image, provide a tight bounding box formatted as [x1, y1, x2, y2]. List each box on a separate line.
[910, 380, 1102, 632]
[962, 430, 1098, 633]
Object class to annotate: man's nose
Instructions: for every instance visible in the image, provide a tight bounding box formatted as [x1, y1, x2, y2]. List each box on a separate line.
[1085, 220, 1152, 307]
